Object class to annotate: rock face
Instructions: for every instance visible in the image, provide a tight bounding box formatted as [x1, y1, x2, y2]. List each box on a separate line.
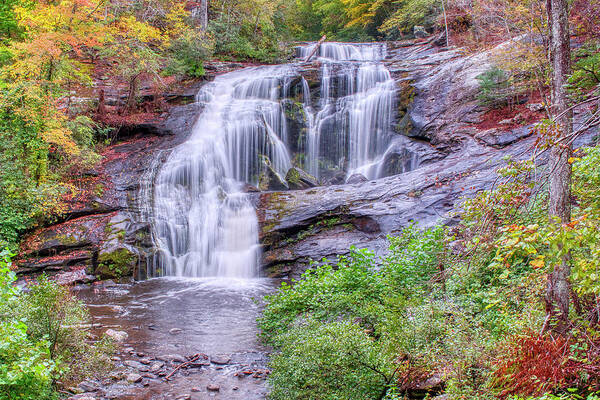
[17, 38, 598, 281]
[17, 101, 202, 281]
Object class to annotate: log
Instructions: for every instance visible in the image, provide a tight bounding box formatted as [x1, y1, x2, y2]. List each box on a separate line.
[305, 35, 327, 62]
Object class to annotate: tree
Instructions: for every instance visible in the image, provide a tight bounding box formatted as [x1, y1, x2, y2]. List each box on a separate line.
[545, 0, 573, 334]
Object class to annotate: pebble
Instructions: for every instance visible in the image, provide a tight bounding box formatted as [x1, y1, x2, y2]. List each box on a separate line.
[232, 386, 239, 391]
[124, 360, 148, 371]
[169, 328, 182, 334]
[176, 396, 191, 400]
[210, 355, 231, 365]
[206, 384, 220, 392]
[77, 380, 98, 392]
[157, 354, 186, 363]
[140, 358, 151, 365]
[191, 387, 201, 392]
[126, 373, 142, 383]
[104, 329, 128, 342]
[149, 362, 164, 372]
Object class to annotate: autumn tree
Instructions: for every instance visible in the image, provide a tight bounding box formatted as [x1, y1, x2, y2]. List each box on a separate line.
[545, 0, 573, 334]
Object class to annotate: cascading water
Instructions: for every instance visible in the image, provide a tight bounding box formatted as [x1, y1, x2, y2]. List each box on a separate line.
[149, 66, 295, 278]
[147, 42, 405, 279]
[298, 42, 396, 180]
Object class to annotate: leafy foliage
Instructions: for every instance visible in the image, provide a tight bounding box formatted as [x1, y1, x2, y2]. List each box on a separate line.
[0, 252, 114, 398]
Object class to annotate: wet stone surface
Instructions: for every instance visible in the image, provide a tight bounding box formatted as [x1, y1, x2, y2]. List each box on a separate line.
[73, 278, 276, 399]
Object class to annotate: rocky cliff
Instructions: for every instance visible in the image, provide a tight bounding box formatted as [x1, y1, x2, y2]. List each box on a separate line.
[17, 38, 598, 283]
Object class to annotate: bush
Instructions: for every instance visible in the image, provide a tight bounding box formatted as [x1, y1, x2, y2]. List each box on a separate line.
[0, 251, 56, 400]
[165, 31, 214, 78]
[268, 318, 395, 400]
[476, 66, 512, 108]
[20, 275, 115, 385]
[0, 252, 114, 397]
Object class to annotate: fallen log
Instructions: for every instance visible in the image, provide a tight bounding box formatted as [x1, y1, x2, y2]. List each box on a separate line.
[305, 35, 327, 62]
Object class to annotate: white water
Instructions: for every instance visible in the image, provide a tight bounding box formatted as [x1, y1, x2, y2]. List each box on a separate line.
[298, 42, 395, 180]
[149, 66, 295, 278]
[147, 43, 401, 278]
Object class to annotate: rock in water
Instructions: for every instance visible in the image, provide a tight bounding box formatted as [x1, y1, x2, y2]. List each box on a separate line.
[285, 167, 319, 190]
[259, 157, 288, 191]
[346, 173, 368, 184]
[207, 384, 220, 392]
[104, 329, 128, 342]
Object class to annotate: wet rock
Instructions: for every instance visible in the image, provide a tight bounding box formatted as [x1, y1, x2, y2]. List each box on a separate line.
[259, 156, 288, 191]
[242, 183, 261, 193]
[169, 327, 183, 334]
[210, 354, 231, 365]
[95, 245, 137, 280]
[207, 384, 220, 392]
[124, 360, 147, 371]
[77, 380, 98, 392]
[191, 387, 201, 392]
[104, 329, 128, 342]
[140, 358, 151, 365]
[149, 362, 165, 372]
[176, 395, 191, 400]
[474, 126, 533, 148]
[157, 354, 186, 363]
[126, 373, 143, 383]
[68, 395, 97, 400]
[346, 173, 368, 184]
[54, 267, 96, 286]
[285, 167, 319, 190]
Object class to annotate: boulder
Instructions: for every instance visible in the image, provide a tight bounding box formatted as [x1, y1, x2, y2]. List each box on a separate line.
[285, 167, 319, 190]
[105, 329, 128, 342]
[95, 245, 137, 279]
[258, 157, 288, 191]
[346, 174, 368, 184]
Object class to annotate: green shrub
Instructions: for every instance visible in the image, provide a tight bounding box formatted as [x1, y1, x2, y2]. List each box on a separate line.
[165, 31, 214, 78]
[0, 251, 56, 400]
[476, 66, 512, 108]
[268, 318, 396, 400]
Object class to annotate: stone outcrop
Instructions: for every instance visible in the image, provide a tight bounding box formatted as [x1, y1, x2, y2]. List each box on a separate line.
[18, 38, 599, 282]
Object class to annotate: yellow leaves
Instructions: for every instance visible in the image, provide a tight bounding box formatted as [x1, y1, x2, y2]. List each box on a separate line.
[116, 16, 167, 46]
[530, 256, 545, 269]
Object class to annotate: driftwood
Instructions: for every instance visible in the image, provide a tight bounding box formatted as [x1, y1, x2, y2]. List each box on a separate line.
[304, 35, 327, 62]
[164, 353, 205, 381]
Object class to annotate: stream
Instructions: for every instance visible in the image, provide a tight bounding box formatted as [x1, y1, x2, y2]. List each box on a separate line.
[78, 278, 275, 399]
[73, 41, 398, 399]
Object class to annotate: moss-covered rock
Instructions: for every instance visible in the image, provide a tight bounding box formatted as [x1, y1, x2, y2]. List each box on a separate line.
[95, 246, 136, 279]
[285, 167, 319, 190]
[259, 156, 288, 191]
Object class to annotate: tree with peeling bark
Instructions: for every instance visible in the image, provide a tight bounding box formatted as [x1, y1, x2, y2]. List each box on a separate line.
[545, 0, 573, 334]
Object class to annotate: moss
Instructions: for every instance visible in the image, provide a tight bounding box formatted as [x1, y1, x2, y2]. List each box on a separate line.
[56, 234, 80, 246]
[96, 248, 135, 279]
[286, 168, 301, 185]
[395, 79, 416, 135]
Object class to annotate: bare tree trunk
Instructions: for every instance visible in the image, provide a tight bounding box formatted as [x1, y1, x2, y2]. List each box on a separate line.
[189, 0, 209, 30]
[545, 0, 573, 335]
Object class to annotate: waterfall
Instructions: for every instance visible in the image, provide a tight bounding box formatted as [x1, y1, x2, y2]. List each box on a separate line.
[147, 42, 403, 279]
[298, 42, 395, 180]
[148, 66, 295, 278]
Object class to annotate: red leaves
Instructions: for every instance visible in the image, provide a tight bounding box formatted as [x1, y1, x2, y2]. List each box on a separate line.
[493, 331, 600, 398]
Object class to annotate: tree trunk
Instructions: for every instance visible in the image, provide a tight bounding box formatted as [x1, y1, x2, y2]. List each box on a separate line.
[545, 0, 573, 335]
[189, 0, 208, 30]
[125, 75, 139, 114]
